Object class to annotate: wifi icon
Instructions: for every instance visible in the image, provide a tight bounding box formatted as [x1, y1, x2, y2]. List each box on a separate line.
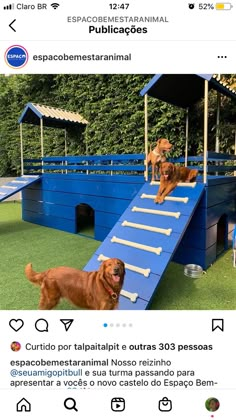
[51, 2, 60, 9]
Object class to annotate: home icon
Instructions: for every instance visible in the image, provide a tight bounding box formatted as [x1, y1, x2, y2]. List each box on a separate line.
[16, 398, 31, 412]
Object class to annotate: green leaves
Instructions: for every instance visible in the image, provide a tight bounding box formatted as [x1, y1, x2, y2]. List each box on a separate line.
[0, 74, 235, 176]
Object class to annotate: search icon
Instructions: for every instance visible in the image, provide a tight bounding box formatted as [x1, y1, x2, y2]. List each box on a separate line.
[64, 398, 78, 412]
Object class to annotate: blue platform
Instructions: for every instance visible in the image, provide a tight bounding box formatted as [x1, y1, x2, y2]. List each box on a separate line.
[0, 175, 41, 202]
[83, 180, 205, 309]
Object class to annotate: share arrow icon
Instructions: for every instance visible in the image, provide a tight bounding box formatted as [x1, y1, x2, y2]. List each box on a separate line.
[60, 319, 74, 331]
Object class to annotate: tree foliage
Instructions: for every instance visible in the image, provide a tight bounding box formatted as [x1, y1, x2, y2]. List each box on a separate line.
[0, 74, 235, 176]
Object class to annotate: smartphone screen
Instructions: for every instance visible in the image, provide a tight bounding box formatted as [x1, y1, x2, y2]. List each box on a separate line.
[0, 1, 235, 418]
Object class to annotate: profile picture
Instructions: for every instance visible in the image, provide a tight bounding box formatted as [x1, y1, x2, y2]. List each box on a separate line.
[11, 341, 21, 352]
[205, 397, 220, 412]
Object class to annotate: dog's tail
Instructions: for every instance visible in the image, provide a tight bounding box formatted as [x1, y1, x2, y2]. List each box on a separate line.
[25, 263, 44, 286]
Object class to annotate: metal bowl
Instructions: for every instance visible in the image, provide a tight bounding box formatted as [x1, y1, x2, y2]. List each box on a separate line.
[184, 264, 203, 278]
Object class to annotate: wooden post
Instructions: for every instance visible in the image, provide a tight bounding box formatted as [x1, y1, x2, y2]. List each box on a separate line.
[40, 118, 44, 174]
[215, 74, 221, 153]
[216, 92, 221, 153]
[185, 107, 189, 167]
[203, 80, 209, 184]
[20, 123, 24, 176]
[234, 131, 236, 176]
[144, 94, 148, 181]
[65, 128, 68, 174]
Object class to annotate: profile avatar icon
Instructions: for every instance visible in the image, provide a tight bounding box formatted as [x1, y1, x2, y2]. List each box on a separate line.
[11, 341, 21, 352]
[205, 397, 220, 412]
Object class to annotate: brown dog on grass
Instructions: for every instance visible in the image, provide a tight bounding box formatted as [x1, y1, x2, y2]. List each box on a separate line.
[147, 138, 172, 181]
[155, 162, 198, 204]
[25, 259, 125, 310]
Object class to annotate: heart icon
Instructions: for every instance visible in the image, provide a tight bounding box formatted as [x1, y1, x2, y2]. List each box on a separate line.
[9, 319, 24, 332]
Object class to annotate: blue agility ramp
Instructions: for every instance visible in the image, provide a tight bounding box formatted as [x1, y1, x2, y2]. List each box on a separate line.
[83, 180, 205, 310]
[0, 175, 41, 202]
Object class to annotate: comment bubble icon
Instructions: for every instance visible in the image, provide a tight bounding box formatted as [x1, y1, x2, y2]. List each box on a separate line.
[35, 318, 49, 332]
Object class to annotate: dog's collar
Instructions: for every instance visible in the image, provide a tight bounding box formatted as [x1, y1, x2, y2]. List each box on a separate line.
[102, 280, 118, 300]
[153, 150, 162, 157]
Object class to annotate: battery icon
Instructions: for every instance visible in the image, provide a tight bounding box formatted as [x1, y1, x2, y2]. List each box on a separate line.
[215, 3, 233, 9]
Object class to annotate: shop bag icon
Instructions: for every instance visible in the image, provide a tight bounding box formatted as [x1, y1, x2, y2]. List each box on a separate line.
[158, 397, 172, 412]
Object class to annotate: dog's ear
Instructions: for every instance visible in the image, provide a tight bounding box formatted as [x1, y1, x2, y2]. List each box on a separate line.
[98, 261, 107, 279]
[118, 260, 125, 282]
[119, 260, 126, 276]
[189, 169, 198, 181]
[171, 163, 176, 176]
[156, 138, 161, 145]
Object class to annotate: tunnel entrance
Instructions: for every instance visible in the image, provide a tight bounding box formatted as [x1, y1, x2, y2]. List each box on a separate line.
[216, 214, 228, 257]
[76, 203, 95, 238]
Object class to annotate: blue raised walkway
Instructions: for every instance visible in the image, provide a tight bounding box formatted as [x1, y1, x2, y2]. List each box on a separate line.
[0, 176, 41, 202]
[83, 180, 205, 309]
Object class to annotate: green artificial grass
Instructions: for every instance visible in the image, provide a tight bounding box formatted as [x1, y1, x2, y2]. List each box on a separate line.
[0, 202, 99, 310]
[151, 252, 236, 309]
[0, 202, 235, 310]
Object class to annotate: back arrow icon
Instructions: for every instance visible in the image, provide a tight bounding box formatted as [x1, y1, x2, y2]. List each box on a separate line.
[9, 19, 16, 32]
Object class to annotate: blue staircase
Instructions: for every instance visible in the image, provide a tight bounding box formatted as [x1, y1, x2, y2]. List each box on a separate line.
[84, 180, 205, 309]
[0, 175, 41, 202]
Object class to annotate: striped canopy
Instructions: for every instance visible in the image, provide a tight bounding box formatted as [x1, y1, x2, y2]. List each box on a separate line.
[18, 102, 88, 128]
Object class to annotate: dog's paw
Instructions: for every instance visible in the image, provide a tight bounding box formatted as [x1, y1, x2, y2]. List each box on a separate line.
[154, 196, 161, 204]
